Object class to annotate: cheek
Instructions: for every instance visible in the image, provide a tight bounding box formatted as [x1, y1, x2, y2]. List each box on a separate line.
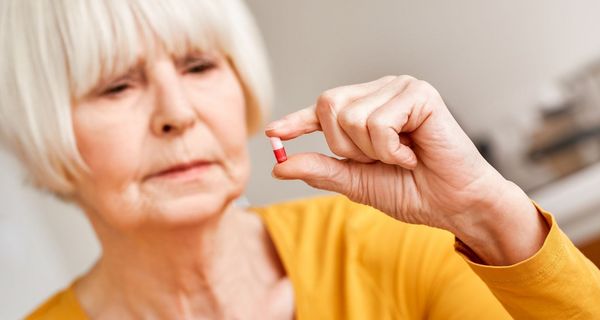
[216, 75, 249, 159]
[204, 71, 251, 189]
[218, 70, 249, 146]
[72, 106, 155, 228]
[73, 107, 146, 189]
[188, 67, 250, 165]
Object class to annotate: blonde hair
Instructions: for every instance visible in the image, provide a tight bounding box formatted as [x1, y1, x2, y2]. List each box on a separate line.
[0, 0, 272, 197]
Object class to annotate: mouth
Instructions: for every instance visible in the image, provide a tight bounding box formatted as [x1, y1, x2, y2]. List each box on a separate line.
[146, 160, 215, 182]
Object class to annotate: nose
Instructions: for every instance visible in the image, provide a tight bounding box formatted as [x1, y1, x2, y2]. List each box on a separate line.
[150, 62, 196, 137]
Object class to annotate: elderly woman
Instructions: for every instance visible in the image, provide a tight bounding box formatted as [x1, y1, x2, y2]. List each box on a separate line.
[1, 0, 598, 319]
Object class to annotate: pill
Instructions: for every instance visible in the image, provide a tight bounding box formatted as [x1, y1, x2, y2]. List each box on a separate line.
[269, 137, 287, 163]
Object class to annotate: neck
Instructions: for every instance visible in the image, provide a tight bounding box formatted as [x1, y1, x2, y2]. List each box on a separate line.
[77, 202, 283, 319]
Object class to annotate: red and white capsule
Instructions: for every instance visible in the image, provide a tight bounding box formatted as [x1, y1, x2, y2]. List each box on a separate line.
[269, 137, 287, 163]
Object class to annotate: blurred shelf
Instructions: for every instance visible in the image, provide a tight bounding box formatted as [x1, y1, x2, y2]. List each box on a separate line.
[530, 162, 600, 244]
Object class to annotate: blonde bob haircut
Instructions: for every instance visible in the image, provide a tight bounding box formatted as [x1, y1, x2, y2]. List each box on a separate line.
[0, 0, 273, 198]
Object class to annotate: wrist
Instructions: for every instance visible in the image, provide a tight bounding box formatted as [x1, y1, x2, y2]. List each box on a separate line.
[449, 179, 549, 265]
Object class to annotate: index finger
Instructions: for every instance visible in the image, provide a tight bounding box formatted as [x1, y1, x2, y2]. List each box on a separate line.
[265, 75, 398, 140]
[264, 105, 322, 140]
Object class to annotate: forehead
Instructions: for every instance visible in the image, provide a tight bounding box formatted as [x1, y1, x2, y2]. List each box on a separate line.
[61, 0, 228, 98]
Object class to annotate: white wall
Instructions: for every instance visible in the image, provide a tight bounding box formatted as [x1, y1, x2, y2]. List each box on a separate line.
[3, 1, 600, 318]
[0, 151, 99, 319]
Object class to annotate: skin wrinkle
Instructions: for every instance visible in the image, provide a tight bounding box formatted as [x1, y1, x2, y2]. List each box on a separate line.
[360, 164, 372, 207]
[392, 165, 402, 222]
[347, 160, 362, 204]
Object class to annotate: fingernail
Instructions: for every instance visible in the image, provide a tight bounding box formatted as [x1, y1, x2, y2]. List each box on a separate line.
[265, 120, 283, 131]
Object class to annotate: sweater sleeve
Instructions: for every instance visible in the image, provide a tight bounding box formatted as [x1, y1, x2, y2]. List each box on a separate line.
[454, 205, 600, 319]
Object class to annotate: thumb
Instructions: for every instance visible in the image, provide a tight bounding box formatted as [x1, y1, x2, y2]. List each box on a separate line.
[272, 152, 355, 196]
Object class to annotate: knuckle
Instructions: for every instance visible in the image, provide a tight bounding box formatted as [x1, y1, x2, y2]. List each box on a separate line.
[317, 90, 339, 109]
[367, 113, 390, 129]
[338, 108, 364, 131]
[316, 90, 341, 118]
[389, 75, 419, 91]
[408, 80, 442, 107]
[408, 86, 430, 106]
[316, 94, 333, 113]
[417, 80, 435, 93]
[411, 91, 428, 107]
[397, 75, 417, 83]
[380, 75, 398, 82]
[416, 80, 440, 97]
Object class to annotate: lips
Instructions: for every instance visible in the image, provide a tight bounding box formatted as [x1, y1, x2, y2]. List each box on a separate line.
[147, 160, 214, 180]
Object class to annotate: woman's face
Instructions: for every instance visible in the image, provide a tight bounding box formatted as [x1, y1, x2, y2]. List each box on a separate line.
[72, 49, 250, 230]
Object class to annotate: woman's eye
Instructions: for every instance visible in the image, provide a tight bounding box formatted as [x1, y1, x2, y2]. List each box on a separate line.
[186, 61, 216, 74]
[102, 83, 130, 96]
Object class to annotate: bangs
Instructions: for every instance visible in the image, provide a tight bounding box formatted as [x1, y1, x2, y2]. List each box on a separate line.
[56, 0, 228, 99]
[0, 0, 271, 196]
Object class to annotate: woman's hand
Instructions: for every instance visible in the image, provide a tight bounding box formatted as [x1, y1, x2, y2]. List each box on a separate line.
[265, 75, 548, 265]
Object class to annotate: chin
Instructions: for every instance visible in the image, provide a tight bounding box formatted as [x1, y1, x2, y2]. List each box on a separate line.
[89, 163, 250, 230]
[152, 181, 247, 227]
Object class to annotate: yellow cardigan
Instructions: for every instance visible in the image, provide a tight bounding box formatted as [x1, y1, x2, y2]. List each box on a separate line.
[27, 195, 600, 319]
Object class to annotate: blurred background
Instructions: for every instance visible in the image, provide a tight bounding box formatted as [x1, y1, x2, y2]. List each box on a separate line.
[3, 0, 600, 318]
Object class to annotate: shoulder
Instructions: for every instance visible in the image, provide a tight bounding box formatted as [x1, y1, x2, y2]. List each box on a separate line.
[26, 285, 87, 320]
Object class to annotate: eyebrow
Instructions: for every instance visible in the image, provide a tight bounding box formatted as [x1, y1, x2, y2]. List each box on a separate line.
[174, 51, 216, 65]
[86, 62, 145, 98]
[95, 51, 216, 87]
[103, 66, 144, 85]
